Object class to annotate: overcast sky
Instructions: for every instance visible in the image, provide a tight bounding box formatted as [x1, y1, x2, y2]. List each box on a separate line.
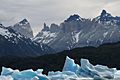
[0, 0, 120, 35]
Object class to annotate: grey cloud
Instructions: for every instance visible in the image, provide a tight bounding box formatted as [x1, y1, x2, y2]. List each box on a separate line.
[0, 0, 120, 35]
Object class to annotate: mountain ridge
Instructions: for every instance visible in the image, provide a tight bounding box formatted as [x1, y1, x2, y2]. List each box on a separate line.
[33, 10, 120, 53]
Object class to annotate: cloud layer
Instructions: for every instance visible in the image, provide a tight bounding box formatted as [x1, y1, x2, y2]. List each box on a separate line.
[0, 0, 120, 35]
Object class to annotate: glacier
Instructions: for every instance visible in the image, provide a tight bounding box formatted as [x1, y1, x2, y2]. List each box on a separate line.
[0, 56, 120, 80]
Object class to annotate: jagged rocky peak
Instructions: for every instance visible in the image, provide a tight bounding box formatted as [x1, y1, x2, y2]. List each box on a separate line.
[0, 23, 2, 26]
[0, 23, 4, 28]
[101, 10, 107, 14]
[12, 19, 33, 38]
[93, 10, 120, 26]
[65, 14, 82, 22]
[50, 23, 60, 32]
[50, 23, 58, 28]
[42, 23, 50, 31]
[19, 18, 29, 25]
[60, 14, 83, 33]
[93, 10, 113, 22]
[100, 10, 112, 18]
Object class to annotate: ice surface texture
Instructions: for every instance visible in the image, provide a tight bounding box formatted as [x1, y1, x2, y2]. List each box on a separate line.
[0, 56, 120, 80]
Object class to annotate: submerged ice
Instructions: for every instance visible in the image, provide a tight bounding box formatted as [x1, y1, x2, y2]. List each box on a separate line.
[0, 56, 120, 80]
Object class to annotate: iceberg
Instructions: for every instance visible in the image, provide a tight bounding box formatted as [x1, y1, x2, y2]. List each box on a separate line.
[62, 56, 80, 73]
[78, 59, 116, 79]
[48, 71, 78, 80]
[0, 56, 120, 80]
[0, 76, 13, 80]
[1, 67, 49, 80]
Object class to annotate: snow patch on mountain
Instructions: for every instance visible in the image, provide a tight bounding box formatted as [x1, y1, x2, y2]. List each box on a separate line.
[103, 32, 108, 38]
[0, 27, 11, 38]
[34, 31, 57, 44]
[74, 31, 82, 43]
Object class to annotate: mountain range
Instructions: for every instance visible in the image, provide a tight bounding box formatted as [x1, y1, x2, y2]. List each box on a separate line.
[33, 10, 120, 52]
[0, 10, 120, 57]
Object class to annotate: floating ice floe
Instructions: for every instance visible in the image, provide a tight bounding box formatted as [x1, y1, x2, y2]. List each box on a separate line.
[0, 56, 120, 80]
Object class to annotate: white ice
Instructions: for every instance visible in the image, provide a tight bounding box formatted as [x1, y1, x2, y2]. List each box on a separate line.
[0, 56, 120, 80]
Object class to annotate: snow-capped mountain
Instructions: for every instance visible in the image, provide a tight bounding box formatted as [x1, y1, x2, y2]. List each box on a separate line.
[33, 10, 120, 52]
[0, 24, 54, 57]
[11, 19, 33, 38]
[93, 10, 120, 26]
